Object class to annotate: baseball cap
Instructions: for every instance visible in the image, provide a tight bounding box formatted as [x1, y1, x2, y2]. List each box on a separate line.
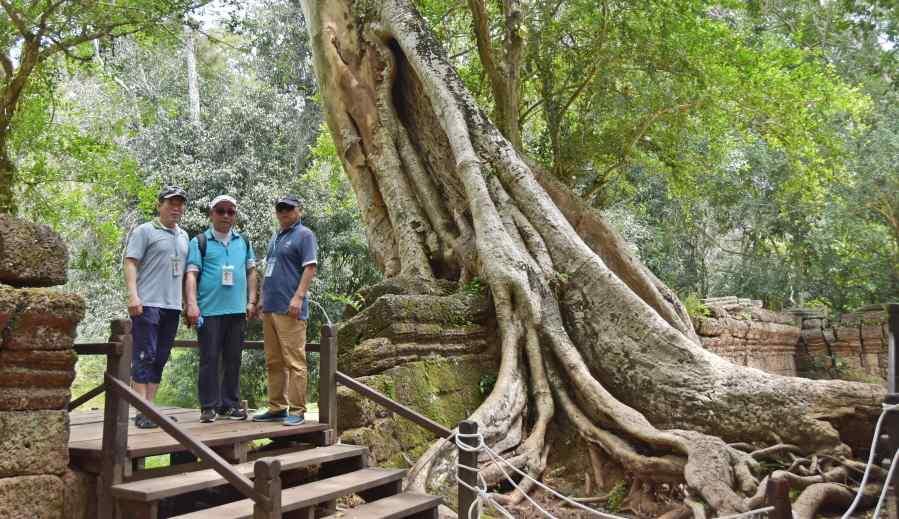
[209, 195, 238, 209]
[275, 195, 302, 209]
[158, 185, 187, 201]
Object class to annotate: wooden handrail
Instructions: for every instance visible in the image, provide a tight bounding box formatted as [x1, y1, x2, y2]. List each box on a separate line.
[105, 375, 266, 505]
[335, 371, 454, 439]
[68, 383, 105, 411]
[74, 342, 122, 356]
[76, 340, 321, 354]
[172, 339, 321, 353]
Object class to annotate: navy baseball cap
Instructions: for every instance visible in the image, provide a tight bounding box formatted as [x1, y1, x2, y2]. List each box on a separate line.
[158, 185, 187, 201]
[275, 195, 302, 209]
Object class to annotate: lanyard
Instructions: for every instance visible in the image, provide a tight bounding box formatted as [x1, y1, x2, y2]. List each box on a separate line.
[267, 226, 293, 259]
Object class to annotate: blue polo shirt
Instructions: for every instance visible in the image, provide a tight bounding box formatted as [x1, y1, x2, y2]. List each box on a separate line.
[262, 221, 317, 320]
[186, 229, 256, 317]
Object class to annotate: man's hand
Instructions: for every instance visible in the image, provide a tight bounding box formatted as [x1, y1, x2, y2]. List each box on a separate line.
[246, 302, 257, 320]
[128, 295, 143, 317]
[186, 302, 200, 326]
[288, 295, 302, 319]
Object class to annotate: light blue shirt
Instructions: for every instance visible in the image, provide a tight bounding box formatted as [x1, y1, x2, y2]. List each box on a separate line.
[186, 229, 256, 317]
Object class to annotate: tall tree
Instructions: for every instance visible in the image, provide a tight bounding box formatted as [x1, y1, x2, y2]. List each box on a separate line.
[0, 0, 202, 213]
[299, 0, 884, 516]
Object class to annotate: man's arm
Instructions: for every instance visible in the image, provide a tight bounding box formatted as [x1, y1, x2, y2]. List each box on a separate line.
[124, 258, 143, 317]
[185, 271, 200, 326]
[287, 264, 317, 319]
[246, 266, 258, 319]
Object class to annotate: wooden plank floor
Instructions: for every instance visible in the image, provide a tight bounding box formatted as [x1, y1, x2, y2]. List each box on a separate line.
[69, 407, 328, 460]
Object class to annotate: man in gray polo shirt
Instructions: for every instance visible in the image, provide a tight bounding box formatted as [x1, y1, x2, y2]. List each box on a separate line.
[124, 186, 190, 429]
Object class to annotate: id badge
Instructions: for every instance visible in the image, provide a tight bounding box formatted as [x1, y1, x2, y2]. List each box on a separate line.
[222, 265, 235, 286]
[171, 257, 182, 277]
[265, 259, 276, 277]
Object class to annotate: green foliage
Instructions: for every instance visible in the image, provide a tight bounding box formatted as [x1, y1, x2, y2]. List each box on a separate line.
[478, 373, 497, 397]
[683, 294, 710, 318]
[605, 480, 629, 513]
[461, 277, 485, 296]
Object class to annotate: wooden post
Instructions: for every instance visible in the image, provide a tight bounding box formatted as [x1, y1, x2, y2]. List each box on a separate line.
[98, 319, 133, 519]
[888, 304, 899, 393]
[765, 473, 792, 519]
[253, 458, 282, 519]
[319, 324, 337, 443]
[887, 304, 899, 519]
[458, 420, 479, 519]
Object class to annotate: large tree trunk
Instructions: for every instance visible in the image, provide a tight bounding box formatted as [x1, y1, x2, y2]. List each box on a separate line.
[298, 0, 885, 515]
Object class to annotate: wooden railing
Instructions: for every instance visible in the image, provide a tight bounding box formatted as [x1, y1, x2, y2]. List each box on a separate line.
[73, 319, 338, 519]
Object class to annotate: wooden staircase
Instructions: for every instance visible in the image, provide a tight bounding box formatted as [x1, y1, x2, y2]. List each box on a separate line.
[72, 321, 448, 519]
[109, 443, 440, 519]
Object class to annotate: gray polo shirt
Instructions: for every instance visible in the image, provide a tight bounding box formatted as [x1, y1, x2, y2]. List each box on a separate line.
[125, 220, 190, 311]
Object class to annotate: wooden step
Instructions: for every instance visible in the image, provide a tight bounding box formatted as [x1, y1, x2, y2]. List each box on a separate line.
[171, 468, 406, 519]
[322, 493, 441, 519]
[112, 444, 367, 502]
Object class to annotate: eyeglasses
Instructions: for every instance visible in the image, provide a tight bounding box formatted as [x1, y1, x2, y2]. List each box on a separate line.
[275, 205, 295, 213]
[214, 208, 236, 216]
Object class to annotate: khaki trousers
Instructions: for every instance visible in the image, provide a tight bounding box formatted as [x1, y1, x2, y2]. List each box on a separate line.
[261, 313, 308, 414]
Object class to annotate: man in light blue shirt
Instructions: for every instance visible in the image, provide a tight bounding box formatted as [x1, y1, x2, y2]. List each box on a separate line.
[185, 195, 258, 423]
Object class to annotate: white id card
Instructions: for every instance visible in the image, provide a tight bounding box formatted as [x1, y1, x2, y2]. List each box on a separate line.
[265, 259, 276, 277]
[171, 257, 182, 277]
[222, 265, 234, 286]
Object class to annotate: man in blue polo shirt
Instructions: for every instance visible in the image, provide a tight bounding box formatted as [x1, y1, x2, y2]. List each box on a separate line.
[253, 195, 317, 426]
[185, 195, 258, 423]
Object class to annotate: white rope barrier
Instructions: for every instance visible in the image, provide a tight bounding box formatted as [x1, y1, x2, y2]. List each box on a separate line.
[840, 402, 899, 519]
[455, 431, 775, 519]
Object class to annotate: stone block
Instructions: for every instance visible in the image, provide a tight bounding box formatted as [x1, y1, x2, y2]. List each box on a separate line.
[0, 349, 77, 371]
[0, 411, 68, 477]
[0, 367, 75, 388]
[62, 470, 96, 519]
[0, 287, 84, 351]
[0, 388, 70, 412]
[0, 215, 68, 287]
[0, 475, 64, 519]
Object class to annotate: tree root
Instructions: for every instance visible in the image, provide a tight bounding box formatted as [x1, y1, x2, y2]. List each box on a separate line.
[792, 482, 880, 519]
[750, 443, 803, 460]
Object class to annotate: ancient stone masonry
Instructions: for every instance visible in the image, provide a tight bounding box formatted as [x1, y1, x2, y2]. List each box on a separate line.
[0, 216, 87, 519]
[694, 297, 801, 376]
[336, 280, 498, 466]
[695, 296, 891, 384]
[794, 305, 891, 382]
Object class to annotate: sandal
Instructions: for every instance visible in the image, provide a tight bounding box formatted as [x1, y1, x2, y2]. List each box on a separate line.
[134, 414, 159, 429]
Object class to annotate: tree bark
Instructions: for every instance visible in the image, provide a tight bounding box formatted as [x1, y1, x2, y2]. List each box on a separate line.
[298, 0, 885, 514]
[185, 25, 201, 125]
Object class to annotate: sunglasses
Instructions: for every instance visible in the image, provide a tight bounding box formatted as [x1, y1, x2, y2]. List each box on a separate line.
[275, 205, 296, 213]
[214, 208, 236, 216]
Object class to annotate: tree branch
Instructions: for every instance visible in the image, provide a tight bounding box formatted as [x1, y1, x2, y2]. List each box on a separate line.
[0, 0, 31, 36]
[467, 0, 501, 91]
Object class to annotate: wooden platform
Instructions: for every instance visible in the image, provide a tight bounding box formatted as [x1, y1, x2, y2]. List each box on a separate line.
[69, 407, 329, 472]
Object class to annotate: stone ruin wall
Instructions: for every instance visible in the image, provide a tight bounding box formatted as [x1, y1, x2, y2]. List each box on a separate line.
[695, 296, 892, 383]
[0, 215, 91, 519]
